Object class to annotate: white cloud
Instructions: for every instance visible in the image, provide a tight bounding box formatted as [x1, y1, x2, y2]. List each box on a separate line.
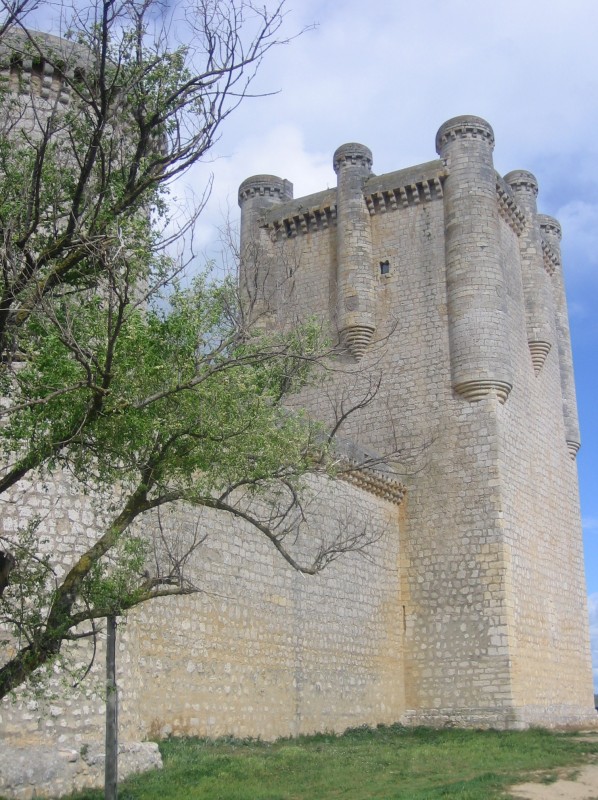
[177, 124, 333, 268]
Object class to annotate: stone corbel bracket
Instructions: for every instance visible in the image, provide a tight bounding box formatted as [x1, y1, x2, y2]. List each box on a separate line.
[337, 458, 406, 505]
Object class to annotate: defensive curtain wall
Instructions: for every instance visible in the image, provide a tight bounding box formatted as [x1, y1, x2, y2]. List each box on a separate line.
[0, 32, 595, 796]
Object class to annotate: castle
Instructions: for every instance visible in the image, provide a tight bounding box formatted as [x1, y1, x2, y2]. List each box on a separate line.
[0, 30, 595, 798]
[234, 116, 595, 729]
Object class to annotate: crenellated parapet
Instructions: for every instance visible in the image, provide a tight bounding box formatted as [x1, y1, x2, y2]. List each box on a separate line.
[0, 30, 89, 112]
[363, 162, 445, 215]
[262, 162, 446, 242]
[435, 114, 495, 151]
[436, 115, 513, 404]
[539, 215, 563, 242]
[260, 188, 337, 240]
[333, 141, 373, 173]
[504, 170, 554, 375]
[238, 175, 294, 205]
[504, 169, 538, 197]
[539, 214, 580, 458]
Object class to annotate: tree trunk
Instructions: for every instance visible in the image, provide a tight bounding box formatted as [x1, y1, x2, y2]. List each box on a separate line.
[105, 615, 118, 800]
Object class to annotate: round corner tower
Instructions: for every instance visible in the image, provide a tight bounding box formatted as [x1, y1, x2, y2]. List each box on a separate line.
[237, 174, 293, 321]
[436, 115, 513, 403]
[238, 174, 293, 249]
[503, 169, 554, 375]
[537, 213, 581, 458]
[333, 142, 376, 360]
[0, 29, 90, 126]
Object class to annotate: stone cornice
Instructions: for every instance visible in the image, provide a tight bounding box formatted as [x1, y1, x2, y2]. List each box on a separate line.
[332, 439, 405, 505]
[337, 459, 405, 505]
[541, 239, 559, 275]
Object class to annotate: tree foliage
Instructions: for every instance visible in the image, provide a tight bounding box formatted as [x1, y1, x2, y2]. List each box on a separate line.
[0, 0, 385, 701]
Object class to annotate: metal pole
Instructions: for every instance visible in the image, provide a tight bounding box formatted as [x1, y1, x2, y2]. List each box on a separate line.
[105, 614, 118, 800]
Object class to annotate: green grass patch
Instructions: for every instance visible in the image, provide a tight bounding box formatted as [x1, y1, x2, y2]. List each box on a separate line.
[62, 725, 598, 800]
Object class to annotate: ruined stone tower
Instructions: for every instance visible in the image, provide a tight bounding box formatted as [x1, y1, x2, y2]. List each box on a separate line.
[237, 114, 594, 728]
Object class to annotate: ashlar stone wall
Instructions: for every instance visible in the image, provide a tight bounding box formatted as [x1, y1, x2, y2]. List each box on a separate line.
[1, 471, 404, 797]
[122, 478, 403, 741]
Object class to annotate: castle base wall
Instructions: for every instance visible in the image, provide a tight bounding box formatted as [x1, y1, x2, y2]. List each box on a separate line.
[123, 480, 403, 742]
[1, 477, 405, 798]
[402, 704, 598, 731]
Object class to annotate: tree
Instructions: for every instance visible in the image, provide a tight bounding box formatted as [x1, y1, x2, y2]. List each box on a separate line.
[0, 1, 388, 701]
[0, 0, 295, 441]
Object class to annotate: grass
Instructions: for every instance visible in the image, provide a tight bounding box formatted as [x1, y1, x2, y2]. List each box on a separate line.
[63, 725, 598, 800]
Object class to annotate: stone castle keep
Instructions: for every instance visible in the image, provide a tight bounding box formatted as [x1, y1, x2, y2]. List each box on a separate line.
[234, 115, 594, 728]
[0, 36, 595, 797]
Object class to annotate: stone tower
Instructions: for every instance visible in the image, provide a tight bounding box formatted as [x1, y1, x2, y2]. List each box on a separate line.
[238, 114, 594, 727]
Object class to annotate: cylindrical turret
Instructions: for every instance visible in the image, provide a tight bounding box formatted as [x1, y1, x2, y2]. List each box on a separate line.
[538, 215, 580, 458]
[238, 174, 293, 254]
[504, 170, 553, 374]
[238, 175, 293, 323]
[333, 143, 376, 360]
[436, 115, 512, 403]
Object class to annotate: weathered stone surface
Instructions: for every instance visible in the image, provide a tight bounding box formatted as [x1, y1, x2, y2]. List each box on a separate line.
[0, 742, 162, 799]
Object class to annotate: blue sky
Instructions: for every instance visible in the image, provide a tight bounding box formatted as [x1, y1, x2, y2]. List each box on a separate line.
[31, 0, 598, 685]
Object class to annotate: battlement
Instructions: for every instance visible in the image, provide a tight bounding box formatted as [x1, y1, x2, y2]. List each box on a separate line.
[260, 161, 450, 241]
[256, 160, 550, 244]
[539, 213, 562, 240]
[238, 174, 294, 205]
[333, 142, 373, 174]
[261, 188, 337, 238]
[504, 169, 539, 197]
[0, 30, 88, 106]
[435, 114, 495, 152]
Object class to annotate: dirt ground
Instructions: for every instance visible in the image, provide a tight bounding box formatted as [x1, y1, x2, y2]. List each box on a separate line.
[509, 764, 598, 799]
[509, 735, 598, 799]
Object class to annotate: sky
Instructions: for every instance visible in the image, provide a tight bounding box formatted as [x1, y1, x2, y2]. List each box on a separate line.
[31, 0, 598, 686]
